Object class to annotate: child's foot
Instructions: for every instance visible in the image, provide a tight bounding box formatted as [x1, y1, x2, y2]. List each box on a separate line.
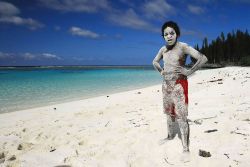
[180, 150, 191, 162]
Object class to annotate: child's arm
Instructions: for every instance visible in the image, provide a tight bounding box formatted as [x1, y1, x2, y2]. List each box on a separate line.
[152, 47, 164, 74]
[178, 43, 208, 76]
[187, 45, 208, 73]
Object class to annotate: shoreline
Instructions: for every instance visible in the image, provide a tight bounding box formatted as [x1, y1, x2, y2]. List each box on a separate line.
[0, 83, 161, 115]
[1, 66, 250, 166]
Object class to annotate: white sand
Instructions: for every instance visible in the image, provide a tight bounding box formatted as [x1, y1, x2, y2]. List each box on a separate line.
[0, 66, 250, 167]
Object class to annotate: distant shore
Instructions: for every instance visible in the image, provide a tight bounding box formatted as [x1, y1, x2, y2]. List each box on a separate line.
[0, 65, 153, 69]
[0, 64, 230, 68]
[1, 63, 244, 70]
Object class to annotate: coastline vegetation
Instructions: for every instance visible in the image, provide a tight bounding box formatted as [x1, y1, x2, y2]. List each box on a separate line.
[193, 29, 250, 67]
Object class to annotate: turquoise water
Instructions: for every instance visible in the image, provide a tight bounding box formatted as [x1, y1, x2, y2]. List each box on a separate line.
[0, 66, 162, 113]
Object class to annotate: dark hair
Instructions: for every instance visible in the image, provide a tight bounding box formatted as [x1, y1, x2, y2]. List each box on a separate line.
[161, 21, 180, 37]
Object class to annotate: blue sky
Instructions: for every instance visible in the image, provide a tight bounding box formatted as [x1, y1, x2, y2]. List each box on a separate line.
[0, 0, 250, 66]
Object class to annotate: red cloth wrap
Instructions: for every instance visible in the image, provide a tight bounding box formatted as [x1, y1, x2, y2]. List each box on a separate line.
[176, 79, 188, 104]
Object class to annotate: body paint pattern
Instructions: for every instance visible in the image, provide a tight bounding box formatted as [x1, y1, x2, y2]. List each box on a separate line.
[153, 42, 202, 152]
[162, 79, 188, 120]
[162, 79, 190, 151]
[165, 114, 190, 152]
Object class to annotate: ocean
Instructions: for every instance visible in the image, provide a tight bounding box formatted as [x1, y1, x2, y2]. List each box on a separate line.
[0, 66, 162, 113]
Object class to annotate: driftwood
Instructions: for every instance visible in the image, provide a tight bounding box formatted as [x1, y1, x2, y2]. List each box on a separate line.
[193, 116, 217, 125]
[230, 131, 249, 136]
[204, 129, 218, 133]
[224, 153, 230, 159]
[208, 79, 223, 82]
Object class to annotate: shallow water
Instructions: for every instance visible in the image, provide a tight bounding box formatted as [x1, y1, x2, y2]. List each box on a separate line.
[0, 66, 162, 113]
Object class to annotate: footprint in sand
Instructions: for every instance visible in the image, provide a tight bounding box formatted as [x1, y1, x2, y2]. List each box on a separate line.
[74, 112, 82, 116]
[17, 142, 34, 151]
[8, 155, 16, 161]
[0, 152, 5, 163]
[34, 132, 49, 141]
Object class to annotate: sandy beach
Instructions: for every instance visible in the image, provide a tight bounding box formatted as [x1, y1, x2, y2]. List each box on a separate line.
[0, 66, 250, 167]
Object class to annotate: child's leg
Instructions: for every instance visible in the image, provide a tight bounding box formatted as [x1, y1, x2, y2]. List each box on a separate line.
[176, 118, 190, 152]
[160, 80, 176, 145]
[158, 113, 175, 145]
[173, 82, 190, 152]
[166, 113, 175, 139]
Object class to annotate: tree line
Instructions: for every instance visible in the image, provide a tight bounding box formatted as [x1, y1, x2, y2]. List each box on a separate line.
[192, 29, 250, 66]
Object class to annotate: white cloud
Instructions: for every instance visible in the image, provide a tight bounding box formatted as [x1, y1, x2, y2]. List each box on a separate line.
[188, 5, 205, 15]
[38, 0, 111, 13]
[118, 0, 136, 7]
[42, 53, 61, 60]
[114, 34, 122, 39]
[72, 57, 85, 61]
[0, 16, 44, 30]
[54, 26, 61, 31]
[182, 28, 206, 39]
[108, 8, 158, 32]
[72, 56, 106, 62]
[142, 0, 175, 20]
[22, 52, 62, 60]
[0, 1, 20, 16]
[235, 0, 250, 3]
[0, 52, 13, 59]
[69, 26, 100, 39]
[0, 51, 62, 64]
[22, 53, 36, 60]
[0, 1, 43, 30]
[72, 57, 95, 61]
[37, 0, 159, 33]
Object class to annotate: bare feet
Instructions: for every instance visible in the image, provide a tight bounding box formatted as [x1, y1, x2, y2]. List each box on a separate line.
[180, 150, 191, 162]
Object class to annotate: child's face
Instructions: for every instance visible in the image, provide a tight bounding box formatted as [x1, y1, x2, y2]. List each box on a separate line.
[163, 27, 177, 46]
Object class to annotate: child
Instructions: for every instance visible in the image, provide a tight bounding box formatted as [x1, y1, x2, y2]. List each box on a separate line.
[152, 21, 208, 154]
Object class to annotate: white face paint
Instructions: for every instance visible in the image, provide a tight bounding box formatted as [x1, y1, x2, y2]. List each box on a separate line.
[163, 27, 177, 46]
